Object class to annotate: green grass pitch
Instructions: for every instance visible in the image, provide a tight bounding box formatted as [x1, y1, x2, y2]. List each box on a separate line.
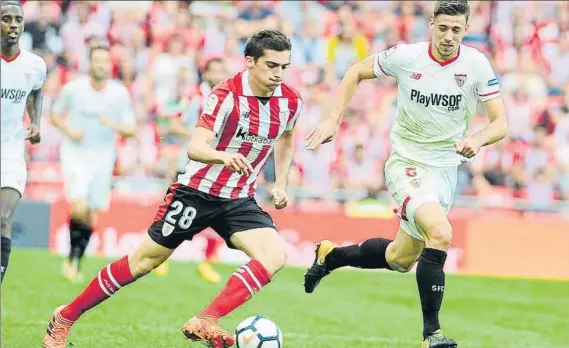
[2, 249, 568, 347]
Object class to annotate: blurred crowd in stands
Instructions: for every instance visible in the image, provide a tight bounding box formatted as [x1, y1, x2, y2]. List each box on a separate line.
[17, 0, 569, 212]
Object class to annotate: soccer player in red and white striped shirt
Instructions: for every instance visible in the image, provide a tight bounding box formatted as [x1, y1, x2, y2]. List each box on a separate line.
[44, 30, 302, 348]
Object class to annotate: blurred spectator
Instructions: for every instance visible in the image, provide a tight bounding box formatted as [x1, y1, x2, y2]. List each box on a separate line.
[343, 143, 383, 194]
[146, 34, 196, 110]
[326, 19, 369, 82]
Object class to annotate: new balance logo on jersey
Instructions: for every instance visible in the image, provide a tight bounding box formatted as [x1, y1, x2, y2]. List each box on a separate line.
[411, 89, 462, 111]
[1, 88, 27, 104]
[235, 127, 276, 145]
[410, 72, 422, 80]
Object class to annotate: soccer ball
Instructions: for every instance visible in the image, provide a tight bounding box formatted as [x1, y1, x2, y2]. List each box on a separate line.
[235, 316, 283, 348]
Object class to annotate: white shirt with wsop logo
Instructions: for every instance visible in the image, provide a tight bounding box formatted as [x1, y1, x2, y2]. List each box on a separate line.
[374, 42, 501, 167]
[1, 49, 47, 144]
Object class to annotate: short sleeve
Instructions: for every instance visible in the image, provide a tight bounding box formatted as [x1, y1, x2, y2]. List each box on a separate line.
[286, 98, 303, 131]
[196, 89, 234, 136]
[373, 45, 403, 78]
[33, 57, 47, 90]
[51, 82, 73, 114]
[476, 55, 501, 102]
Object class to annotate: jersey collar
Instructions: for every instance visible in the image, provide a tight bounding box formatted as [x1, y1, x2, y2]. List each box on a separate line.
[428, 43, 460, 67]
[1, 49, 21, 63]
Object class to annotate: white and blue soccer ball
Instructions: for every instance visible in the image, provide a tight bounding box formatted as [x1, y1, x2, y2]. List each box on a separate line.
[235, 316, 283, 348]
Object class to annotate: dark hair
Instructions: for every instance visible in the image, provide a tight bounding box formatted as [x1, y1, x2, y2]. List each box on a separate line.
[433, 0, 470, 22]
[244, 30, 291, 61]
[203, 57, 223, 73]
[89, 44, 110, 59]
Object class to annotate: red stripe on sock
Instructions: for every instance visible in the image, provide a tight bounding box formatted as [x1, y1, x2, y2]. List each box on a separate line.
[60, 256, 135, 321]
[199, 260, 271, 319]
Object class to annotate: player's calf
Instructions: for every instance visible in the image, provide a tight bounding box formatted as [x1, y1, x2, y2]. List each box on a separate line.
[128, 238, 175, 277]
[414, 203, 453, 339]
[323, 238, 394, 271]
[195, 228, 283, 320]
[48, 236, 172, 325]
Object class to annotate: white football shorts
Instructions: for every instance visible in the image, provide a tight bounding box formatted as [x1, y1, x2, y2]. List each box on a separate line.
[60, 144, 115, 210]
[1, 141, 27, 196]
[384, 151, 458, 241]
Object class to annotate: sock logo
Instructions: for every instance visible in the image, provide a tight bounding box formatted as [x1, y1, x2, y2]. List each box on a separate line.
[432, 285, 445, 292]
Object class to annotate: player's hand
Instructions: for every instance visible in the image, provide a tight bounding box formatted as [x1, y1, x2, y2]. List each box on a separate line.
[221, 152, 254, 175]
[454, 137, 482, 158]
[305, 119, 338, 150]
[26, 124, 41, 144]
[67, 128, 84, 142]
[270, 186, 289, 209]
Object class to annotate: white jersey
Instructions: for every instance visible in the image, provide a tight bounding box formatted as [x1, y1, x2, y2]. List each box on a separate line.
[1, 49, 47, 144]
[51, 76, 136, 155]
[374, 42, 501, 167]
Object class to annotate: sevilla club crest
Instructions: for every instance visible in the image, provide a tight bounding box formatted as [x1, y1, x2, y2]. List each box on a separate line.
[454, 74, 467, 87]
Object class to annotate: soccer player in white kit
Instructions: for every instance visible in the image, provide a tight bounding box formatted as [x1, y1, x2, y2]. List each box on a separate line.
[50, 45, 137, 282]
[303, 1, 507, 347]
[1, 2, 47, 284]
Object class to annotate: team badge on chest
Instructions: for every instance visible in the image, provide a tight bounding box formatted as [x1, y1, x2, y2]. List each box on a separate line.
[454, 74, 467, 87]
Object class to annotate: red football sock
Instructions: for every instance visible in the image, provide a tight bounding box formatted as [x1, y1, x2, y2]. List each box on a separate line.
[204, 236, 218, 260]
[199, 260, 272, 319]
[60, 255, 136, 321]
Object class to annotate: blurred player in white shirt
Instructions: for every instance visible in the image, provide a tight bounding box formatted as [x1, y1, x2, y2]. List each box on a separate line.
[304, 1, 508, 347]
[50, 45, 137, 282]
[1, 2, 47, 285]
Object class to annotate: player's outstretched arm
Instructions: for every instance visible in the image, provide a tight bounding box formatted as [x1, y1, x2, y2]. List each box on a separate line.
[306, 55, 377, 150]
[455, 97, 508, 158]
[188, 126, 253, 175]
[25, 88, 43, 144]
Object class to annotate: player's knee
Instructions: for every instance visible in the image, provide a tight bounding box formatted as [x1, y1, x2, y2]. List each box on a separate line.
[71, 202, 90, 221]
[254, 245, 287, 275]
[422, 220, 452, 251]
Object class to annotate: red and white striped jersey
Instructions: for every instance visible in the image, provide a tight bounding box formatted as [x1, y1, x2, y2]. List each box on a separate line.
[178, 70, 303, 199]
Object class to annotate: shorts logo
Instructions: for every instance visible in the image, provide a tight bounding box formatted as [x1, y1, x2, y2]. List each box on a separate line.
[454, 74, 467, 87]
[203, 94, 219, 115]
[487, 78, 499, 86]
[162, 222, 175, 237]
[405, 167, 417, 178]
[410, 178, 421, 188]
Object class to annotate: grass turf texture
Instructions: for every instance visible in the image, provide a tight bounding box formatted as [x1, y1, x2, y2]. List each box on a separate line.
[2, 249, 568, 347]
